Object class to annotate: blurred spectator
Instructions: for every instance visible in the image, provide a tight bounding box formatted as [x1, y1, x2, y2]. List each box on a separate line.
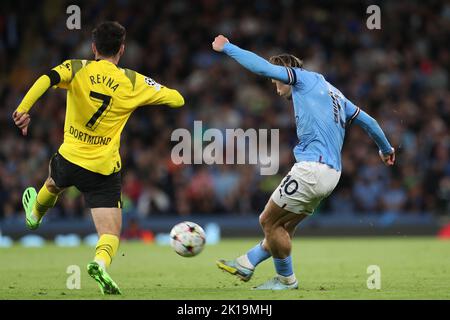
[122, 218, 154, 242]
[381, 179, 408, 214]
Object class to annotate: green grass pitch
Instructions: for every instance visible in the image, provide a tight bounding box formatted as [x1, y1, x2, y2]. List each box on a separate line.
[1, 237, 449, 299]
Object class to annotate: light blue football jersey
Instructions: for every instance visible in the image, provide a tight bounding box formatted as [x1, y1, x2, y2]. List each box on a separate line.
[290, 69, 359, 171]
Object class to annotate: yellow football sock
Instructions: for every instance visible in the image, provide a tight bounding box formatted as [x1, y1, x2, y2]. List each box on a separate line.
[94, 234, 119, 268]
[33, 184, 58, 220]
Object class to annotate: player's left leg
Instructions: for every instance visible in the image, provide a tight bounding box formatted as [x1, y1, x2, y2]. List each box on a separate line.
[23, 178, 64, 229]
[87, 207, 122, 295]
[23, 154, 66, 229]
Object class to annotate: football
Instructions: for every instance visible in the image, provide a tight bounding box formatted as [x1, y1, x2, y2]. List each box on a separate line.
[170, 221, 206, 257]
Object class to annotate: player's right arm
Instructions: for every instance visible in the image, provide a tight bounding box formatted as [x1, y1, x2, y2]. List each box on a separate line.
[13, 60, 73, 135]
[212, 35, 295, 85]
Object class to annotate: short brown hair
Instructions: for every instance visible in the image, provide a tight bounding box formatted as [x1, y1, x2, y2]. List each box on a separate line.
[269, 54, 303, 68]
[92, 21, 126, 57]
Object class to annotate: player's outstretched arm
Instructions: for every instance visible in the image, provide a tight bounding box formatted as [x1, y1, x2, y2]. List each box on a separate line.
[352, 110, 395, 166]
[212, 35, 293, 84]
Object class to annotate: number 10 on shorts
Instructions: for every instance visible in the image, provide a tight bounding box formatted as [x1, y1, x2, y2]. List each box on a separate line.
[279, 175, 298, 198]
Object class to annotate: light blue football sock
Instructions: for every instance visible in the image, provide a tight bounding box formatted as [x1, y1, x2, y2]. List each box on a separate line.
[247, 242, 271, 267]
[273, 256, 294, 277]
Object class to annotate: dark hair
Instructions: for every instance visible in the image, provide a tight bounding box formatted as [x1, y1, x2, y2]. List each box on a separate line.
[269, 54, 303, 68]
[92, 21, 126, 57]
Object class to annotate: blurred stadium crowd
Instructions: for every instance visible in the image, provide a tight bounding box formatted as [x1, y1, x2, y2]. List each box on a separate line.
[0, 0, 449, 220]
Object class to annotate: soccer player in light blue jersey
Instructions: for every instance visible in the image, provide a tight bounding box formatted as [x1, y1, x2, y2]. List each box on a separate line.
[212, 35, 395, 290]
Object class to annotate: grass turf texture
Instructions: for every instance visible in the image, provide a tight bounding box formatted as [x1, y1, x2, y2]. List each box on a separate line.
[1, 237, 449, 299]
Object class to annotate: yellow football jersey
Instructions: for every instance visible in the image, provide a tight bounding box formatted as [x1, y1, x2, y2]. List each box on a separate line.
[51, 59, 184, 175]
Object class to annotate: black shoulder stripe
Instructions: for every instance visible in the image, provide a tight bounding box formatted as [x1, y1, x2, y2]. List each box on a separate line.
[348, 107, 361, 125]
[285, 67, 295, 85]
[285, 67, 292, 84]
[288, 67, 297, 85]
[45, 70, 61, 86]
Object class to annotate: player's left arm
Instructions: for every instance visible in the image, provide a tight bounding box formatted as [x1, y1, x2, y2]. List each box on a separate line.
[212, 35, 295, 85]
[13, 60, 72, 136]
[134, 73, 185, 108]
[346, 102, 395, 166]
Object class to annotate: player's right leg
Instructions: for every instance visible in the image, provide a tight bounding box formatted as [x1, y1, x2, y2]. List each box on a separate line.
[79, 169, 123, 295]
[216, 199, 271, 281]
[216, 201, 307, 282]
[87, 207, 122, 295]
[216, 255, 259, 282]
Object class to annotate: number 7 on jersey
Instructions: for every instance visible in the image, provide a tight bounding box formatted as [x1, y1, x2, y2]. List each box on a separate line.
[86, 91, 112, 131]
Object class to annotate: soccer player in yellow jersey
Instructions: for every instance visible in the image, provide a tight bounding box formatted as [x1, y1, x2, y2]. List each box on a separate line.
[12, 21, 184, 295]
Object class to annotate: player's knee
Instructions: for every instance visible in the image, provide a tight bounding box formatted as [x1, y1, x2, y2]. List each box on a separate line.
[45, 178, 62, 194]
[259, 213, 270, 231]
[260, 215, 276, 237]
[259, 213, 265, 227]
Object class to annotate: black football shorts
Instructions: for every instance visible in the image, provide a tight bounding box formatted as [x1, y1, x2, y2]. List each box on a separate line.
[49, 152, 122, 209]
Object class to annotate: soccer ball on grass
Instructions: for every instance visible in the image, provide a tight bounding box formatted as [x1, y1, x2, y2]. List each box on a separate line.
[170, 221, 206, 257]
